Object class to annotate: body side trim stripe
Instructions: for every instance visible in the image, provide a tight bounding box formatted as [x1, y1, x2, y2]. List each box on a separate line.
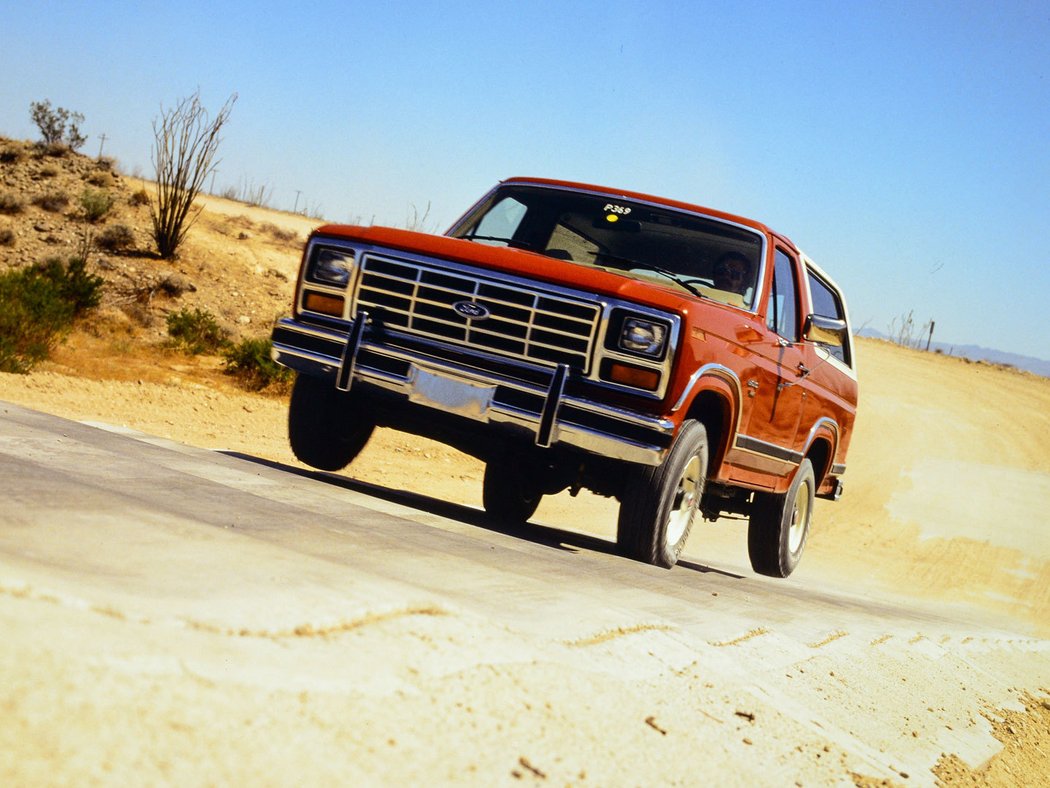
[734, 434, 804, 466]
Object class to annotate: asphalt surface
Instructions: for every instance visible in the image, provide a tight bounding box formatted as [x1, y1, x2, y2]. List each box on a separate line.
[0, 399, 1009, 646]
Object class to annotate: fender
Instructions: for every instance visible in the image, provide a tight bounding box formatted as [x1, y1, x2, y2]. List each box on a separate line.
[671, 363, 744, 476]
[800, 416, 841, 480]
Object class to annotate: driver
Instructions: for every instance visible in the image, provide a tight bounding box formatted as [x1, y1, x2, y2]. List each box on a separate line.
[713, 252, 751, 295]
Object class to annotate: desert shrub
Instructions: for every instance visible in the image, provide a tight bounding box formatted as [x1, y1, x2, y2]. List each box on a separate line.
[120, 301, 154, 328]
[29, 99, 87, 152]
[95, 224, 134, 252]
[259, 222, 297, 243]
[40, 256, 105, 316]
[39, 165, 59, 177]
[304, 202, 327, 220]
[0, 147, 23, 165]
[32, 190, 70, 212]
[0, 255, 104, 373]
[86, 170, 114, 187]
[165, 307, 229, 355]
[80, 187, 114, 222]
[888, 310, 935, 351]
[130, 188, 150, 206]
[0, 192, 24, 215]
[150, 90, 237, 259]
[222, 337, 293, 391]
[0, 268, 72, 372]
[0, 228, 14, 247]
[404, 201, 437, 233]
[231, 178, 273, 208]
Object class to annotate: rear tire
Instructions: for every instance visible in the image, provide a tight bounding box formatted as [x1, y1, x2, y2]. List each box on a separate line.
[617, 420, 708, 569]
[747, 459, 815, 578]
[482, 459, 543, 525]
[288, 374, 375, 471]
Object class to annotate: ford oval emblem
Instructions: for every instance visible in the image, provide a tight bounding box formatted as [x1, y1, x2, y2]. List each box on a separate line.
[452, 301, 490, 320]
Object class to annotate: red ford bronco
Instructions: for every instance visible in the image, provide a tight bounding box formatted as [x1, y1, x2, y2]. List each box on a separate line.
[271, 178, 858, 576]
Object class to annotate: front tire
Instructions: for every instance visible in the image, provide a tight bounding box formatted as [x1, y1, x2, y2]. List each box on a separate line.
[288, 374, 375, 471]
[617, 420, 708, 569]
[482, 460, 543, 525]
[747, 458, 815, 578]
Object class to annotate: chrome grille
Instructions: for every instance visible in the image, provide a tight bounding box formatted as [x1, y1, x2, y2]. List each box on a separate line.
[355, 255, 601, 371]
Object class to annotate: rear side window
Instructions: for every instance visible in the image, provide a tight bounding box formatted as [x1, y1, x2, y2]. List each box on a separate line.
[806, 269, 851, 366]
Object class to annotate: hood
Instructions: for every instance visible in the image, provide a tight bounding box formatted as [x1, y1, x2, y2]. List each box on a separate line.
[313, 224, 709, 315]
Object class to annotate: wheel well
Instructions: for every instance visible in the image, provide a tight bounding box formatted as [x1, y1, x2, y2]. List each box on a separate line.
[685, 390, 733, 473]
[805, 438, 833, 485]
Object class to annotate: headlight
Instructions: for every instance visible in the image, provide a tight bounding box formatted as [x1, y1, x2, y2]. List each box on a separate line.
[620, 317, 667, 357]
[310, 247, 354, 286]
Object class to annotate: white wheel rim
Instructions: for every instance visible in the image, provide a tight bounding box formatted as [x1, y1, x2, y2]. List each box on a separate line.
[666, 454, 701, 547]
[787, 479, 812, 554]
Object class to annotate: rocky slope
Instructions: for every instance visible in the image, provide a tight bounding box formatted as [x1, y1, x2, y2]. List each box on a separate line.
[1, 135, 315, 347]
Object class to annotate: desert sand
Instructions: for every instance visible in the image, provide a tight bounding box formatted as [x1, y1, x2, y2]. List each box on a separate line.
[1, 139, 1047, 784]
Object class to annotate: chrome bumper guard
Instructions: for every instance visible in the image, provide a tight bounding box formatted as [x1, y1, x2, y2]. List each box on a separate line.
[271, 315, 674, 466]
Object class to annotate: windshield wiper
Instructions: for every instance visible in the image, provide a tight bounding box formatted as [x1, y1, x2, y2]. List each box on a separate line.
[460, 234, 541, 252]
[596, 254, 705, 299]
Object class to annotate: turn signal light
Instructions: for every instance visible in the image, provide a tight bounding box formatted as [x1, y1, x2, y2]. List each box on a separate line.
[607, 362, 660, 391]
[303, 291, 345, 316]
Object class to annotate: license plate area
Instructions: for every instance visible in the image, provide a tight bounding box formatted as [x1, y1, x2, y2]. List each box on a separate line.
[407, 365, 494, 421]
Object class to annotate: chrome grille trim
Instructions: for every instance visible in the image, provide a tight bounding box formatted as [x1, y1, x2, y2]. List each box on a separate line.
[354, 254, 602, 372]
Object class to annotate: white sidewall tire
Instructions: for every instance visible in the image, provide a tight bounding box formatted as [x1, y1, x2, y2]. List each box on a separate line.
[617, 420, 708, 569]
[747, 458, 815, 578]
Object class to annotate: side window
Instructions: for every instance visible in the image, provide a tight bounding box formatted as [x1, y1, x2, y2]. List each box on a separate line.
[806, 269, 851, 365]
[766, 249, 799, 342]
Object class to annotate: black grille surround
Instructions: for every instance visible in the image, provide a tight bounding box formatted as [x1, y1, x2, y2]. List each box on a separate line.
[354, 254, 602, 374]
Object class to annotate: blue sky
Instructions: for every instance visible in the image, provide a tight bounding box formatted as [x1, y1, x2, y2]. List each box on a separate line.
[2, 1, 1048, 359]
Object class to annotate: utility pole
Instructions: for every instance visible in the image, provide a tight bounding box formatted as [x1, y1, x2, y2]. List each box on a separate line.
[96, 133, 108, 160]
[294, 190, 302, 214]
[925, 320, 936, 351]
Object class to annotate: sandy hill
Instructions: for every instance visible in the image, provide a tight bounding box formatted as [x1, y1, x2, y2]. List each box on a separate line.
[1, 135, 315, 346]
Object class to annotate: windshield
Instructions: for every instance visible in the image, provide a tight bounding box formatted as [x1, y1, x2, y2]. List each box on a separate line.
[449, 184, 764, 309]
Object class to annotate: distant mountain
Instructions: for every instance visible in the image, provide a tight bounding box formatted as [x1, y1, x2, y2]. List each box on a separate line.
[856, 328, 1050, 378]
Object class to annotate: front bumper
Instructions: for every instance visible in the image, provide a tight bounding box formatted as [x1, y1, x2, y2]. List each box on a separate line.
[271, 314, 675, 466]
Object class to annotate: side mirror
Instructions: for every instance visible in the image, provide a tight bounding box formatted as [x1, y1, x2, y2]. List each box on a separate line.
[803, 314, 848, 346]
